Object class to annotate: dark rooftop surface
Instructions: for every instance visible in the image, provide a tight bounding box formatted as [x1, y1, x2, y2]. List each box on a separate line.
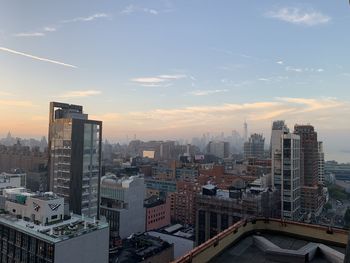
[210, 234, 346, 263]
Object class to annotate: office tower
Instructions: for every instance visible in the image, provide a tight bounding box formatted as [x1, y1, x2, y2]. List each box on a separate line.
[270, 120, 289, 186]
[318, 141, 325, 185]
[294, 125, 322, 215]
[243, 133, 265, 159]
[48, 102, 102, 218]
[207, 141, 230, 159]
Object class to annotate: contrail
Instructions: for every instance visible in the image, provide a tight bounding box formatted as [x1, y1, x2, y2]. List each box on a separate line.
[0, 46, 77, 68]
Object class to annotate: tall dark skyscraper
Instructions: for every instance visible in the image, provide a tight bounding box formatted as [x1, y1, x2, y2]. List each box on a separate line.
[294, 124, 323, 215]
[48, 102, 102, 218]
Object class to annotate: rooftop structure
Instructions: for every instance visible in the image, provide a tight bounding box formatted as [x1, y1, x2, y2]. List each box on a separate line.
[0, 188, 109, 262]
[112, 233, 174, 263]
[175, 218, 349, 263]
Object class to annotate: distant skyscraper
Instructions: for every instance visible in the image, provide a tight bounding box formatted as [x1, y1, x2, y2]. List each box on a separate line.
[48, 102, 102, 218]
[243, 121, 248, 142]
[243, 133, 265, 159]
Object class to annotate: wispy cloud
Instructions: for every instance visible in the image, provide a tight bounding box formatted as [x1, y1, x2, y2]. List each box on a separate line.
[131, 74, 187, 87]
[97, 97, 348, 135]
[13, 32, 45, 37]
[62, 13, 110, 23]
[285, 66, 325, 73]
[189, 89, 229, 96]
[0, 47, 77, 68]
[0, 100, 35, 108]
[60, 90, 101, 98]
[276, 61, 284, 65]
[43, 27, 56, 32]
[0, 91, 13, 96]
[266, 7, 331, 26]
[121, 5, 159, 15]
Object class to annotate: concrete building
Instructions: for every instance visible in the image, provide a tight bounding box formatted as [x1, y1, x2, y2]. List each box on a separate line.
[207, 141, 230, 159]
[280, 133, 301, 220]
[145, 195, 171, 231]
[0, 188, 109, 263]
[318, 141, 325, 185]
[100, 174, 145, 245]
[0, 172, 26, 193]
[270, 120, 289, 186]
[195, 184, 279, 245]
[48, 102, 102, 218]
[244, 134, 265, 159]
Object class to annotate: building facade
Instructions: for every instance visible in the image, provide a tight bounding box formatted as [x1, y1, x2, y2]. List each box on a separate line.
[145, 195, 171, 231]
[244, 133, 265, 159]
[100, 174, 145, 245]
[48, 102, 102, 218]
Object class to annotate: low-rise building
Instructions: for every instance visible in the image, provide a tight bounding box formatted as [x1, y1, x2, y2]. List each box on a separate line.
[145, 195, 171, 231]
[0, 188, 109, 263]
[100, 173, 145, 246]
[0, 172, 26, 193]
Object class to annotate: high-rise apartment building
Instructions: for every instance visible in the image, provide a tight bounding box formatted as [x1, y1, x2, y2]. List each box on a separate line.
[244, 133, 265, 159]
[318, 141, 325, 185]
[48, 102, 102, 218]
[280, 133, 301, 220]
[294, 125, 323, 215]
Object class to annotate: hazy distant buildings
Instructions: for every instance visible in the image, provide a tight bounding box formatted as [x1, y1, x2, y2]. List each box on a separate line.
[48, 102, 102, 218]
[244, 133, 265, 159]
[206, 141, 229, 159]
[0, 172, 26, 193]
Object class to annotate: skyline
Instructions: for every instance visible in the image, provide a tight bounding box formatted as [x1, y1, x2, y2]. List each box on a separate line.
[1, 1, 350, 162]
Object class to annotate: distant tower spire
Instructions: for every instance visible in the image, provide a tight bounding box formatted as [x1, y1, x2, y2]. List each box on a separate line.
[243, 120, 248, 142]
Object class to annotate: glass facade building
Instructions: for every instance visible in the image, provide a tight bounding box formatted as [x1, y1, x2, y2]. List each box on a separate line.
[48, 102, 102, 218]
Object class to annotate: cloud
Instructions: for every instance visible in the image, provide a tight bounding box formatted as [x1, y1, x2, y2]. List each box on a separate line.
[276, 61, 284, 65]
[189, 89, 229, 96]
[266, 7, 331, 26]
[0, 100, 35, 107]
[285, 66, 303, 72]
[121, 5, 159, 15]
[131, 74, 187, 87]
[62, 13, 110, 23]
[0, 46, 77, 68]
[285, 66, 325, 73]
[13, 32, 45, 37]
[43, 27, 56, 32]
[60, 90, 101, 98]
[95, 97, 349, 137]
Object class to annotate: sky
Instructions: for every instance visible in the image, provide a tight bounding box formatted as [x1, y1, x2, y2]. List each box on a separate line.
[0, 0, 350, 162]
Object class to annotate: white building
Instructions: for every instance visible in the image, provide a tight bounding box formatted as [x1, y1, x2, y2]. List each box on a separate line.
[270, 120, 289, 186]
[0, 172, 26, 193]
[0, 188, 109, 262]
[100, 173, 146, 242]
[280, 133, 301, 221]
[207, 141, 229, 159]
[318, 141, 325, 185]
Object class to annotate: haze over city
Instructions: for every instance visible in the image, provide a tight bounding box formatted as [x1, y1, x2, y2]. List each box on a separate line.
[1, 0, 350, 162]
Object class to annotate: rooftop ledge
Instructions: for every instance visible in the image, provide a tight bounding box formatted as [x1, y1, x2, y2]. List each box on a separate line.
[174, 218, 349, 263]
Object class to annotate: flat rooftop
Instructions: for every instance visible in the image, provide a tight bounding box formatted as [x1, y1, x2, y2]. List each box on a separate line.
[0, 211, 108, 243]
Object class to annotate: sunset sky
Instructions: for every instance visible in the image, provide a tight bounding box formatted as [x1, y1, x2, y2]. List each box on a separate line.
[1, 1, 350, 161]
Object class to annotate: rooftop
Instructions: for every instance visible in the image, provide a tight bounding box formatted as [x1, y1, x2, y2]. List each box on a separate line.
[0, 210, 108, 243]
